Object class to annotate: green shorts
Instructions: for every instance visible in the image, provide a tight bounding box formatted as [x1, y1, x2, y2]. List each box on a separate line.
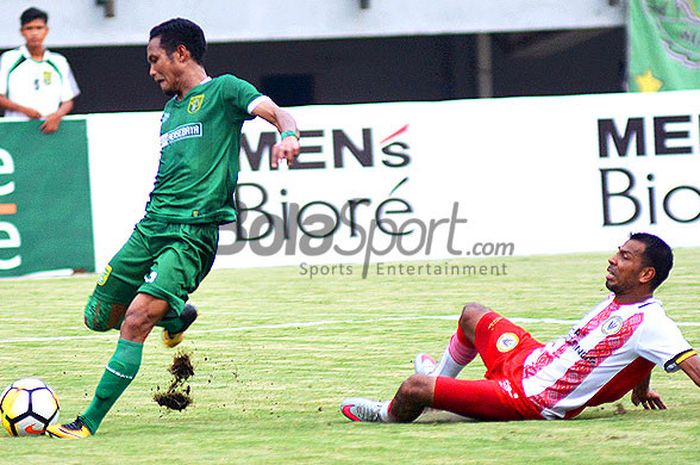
[84, 216, 219, 331]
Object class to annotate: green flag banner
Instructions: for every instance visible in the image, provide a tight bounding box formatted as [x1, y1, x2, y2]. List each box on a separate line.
[628, 0, 700, 92]
[0, 120, 95, 277]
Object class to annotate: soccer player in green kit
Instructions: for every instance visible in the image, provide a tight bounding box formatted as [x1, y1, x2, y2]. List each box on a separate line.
[46, 18, 300, 439]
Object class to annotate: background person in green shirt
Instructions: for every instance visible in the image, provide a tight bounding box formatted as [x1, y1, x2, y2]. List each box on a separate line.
[47, 18, 300, 439]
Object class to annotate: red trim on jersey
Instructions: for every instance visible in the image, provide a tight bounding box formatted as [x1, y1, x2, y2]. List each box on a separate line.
[523, 300, 619, 378]
[530, 312, 644, 412]
[563, 357, 654, 419]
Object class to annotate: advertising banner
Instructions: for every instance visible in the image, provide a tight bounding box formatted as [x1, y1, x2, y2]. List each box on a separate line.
[85, 91, 700, 278]
[628, 0, 700, 91]
[5, 92, 699, 279]
[0, 120, 95, 277]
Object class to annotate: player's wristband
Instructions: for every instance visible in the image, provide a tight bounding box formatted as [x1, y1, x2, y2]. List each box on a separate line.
[280, 130, 299, 140]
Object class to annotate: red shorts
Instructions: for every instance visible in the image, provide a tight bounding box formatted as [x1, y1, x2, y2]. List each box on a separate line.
[432, 311, 545, 420]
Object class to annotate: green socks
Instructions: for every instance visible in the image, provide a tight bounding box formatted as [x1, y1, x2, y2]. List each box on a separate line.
[80, 338, 143, 433]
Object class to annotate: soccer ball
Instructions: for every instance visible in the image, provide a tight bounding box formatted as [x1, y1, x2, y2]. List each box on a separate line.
[0, 378, 60, 436]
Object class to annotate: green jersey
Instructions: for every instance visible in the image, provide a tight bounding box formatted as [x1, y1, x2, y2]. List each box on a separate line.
[146, 74, 262, 224]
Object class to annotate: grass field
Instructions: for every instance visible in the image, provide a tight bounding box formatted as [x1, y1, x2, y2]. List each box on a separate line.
[1, 249, 699, 464]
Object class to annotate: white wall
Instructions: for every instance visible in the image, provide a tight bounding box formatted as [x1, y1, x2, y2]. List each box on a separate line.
[0, 0, 625, 48]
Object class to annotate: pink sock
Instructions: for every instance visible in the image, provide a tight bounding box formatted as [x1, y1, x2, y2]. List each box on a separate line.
[448, 327, 477, 365]
[434, 327, 477, 377]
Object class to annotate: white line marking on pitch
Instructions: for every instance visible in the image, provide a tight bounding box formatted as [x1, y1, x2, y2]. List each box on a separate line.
[0, 315, 697, 345]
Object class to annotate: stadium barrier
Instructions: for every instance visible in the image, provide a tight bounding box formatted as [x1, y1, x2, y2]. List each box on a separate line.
[1, 90, 699, 278]
[0, 120, 94, 277]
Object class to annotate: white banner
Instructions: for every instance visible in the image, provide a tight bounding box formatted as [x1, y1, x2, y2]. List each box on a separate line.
[86, 91, 700, 274]
[0, 1, 624, 48]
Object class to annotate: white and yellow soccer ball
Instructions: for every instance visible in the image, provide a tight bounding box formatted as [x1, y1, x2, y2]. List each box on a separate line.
[0, 378, 60, 436]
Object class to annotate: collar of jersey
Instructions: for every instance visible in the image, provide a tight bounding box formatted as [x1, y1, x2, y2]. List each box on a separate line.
[611, 294, 656, 308]
[173, 76, 213, 104]
[19, 45, 51, 62]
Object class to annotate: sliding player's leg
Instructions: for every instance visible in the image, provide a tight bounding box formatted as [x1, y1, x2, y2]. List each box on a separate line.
[414, 303, 491, 376]
[341, 374, 528, 423]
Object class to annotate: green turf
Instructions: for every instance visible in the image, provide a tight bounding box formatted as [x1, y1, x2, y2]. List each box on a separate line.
[0, 249, 698, 464]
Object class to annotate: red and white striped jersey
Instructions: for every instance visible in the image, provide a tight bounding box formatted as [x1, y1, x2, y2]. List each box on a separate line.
[521, 295, 692, 419]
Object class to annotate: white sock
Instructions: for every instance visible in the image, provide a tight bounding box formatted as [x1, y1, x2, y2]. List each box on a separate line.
[433, 347, 466, 378]
[379, 401, 395, 423]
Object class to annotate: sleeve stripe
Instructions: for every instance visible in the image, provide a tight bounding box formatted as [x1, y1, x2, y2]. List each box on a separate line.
[675, 349, 697, 365]
[5, 55, 27, 99]
[247, 95, 270, 115]
[46, 59, 64, 80]
[664, 349, 697, 373]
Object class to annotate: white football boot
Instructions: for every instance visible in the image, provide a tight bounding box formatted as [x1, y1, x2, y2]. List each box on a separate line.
[340, 398, 388, 422]
[413, 353, 437, 375]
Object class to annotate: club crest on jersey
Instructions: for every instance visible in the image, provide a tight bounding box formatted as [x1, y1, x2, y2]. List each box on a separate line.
[496, 332, 519, 353]
[97, 264, 112, 286]
[601, 316, 624, 335]
[144, 271, 158, 284]
[43, 71, 52, 85]
[188, 94, 204, 114]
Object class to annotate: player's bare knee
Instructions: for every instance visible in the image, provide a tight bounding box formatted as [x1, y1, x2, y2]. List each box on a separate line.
[460, 302, 489, 330]
[398, 375, 433, 403]
[462, 302, 489, 315]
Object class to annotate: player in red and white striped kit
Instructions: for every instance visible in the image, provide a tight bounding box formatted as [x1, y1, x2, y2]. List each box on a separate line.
[341, 233, 700, 422]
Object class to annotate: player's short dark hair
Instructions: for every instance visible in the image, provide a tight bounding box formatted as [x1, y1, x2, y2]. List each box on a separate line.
[21, 7, 48, 26]
[629, 232, 673, 290]
[149, 18, 206, 64]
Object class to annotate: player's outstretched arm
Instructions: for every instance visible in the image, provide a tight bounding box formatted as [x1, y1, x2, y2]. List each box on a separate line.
[679, 353, 700, 388]
[252, 98, 300, 168]
[631, 373, 667, 410]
